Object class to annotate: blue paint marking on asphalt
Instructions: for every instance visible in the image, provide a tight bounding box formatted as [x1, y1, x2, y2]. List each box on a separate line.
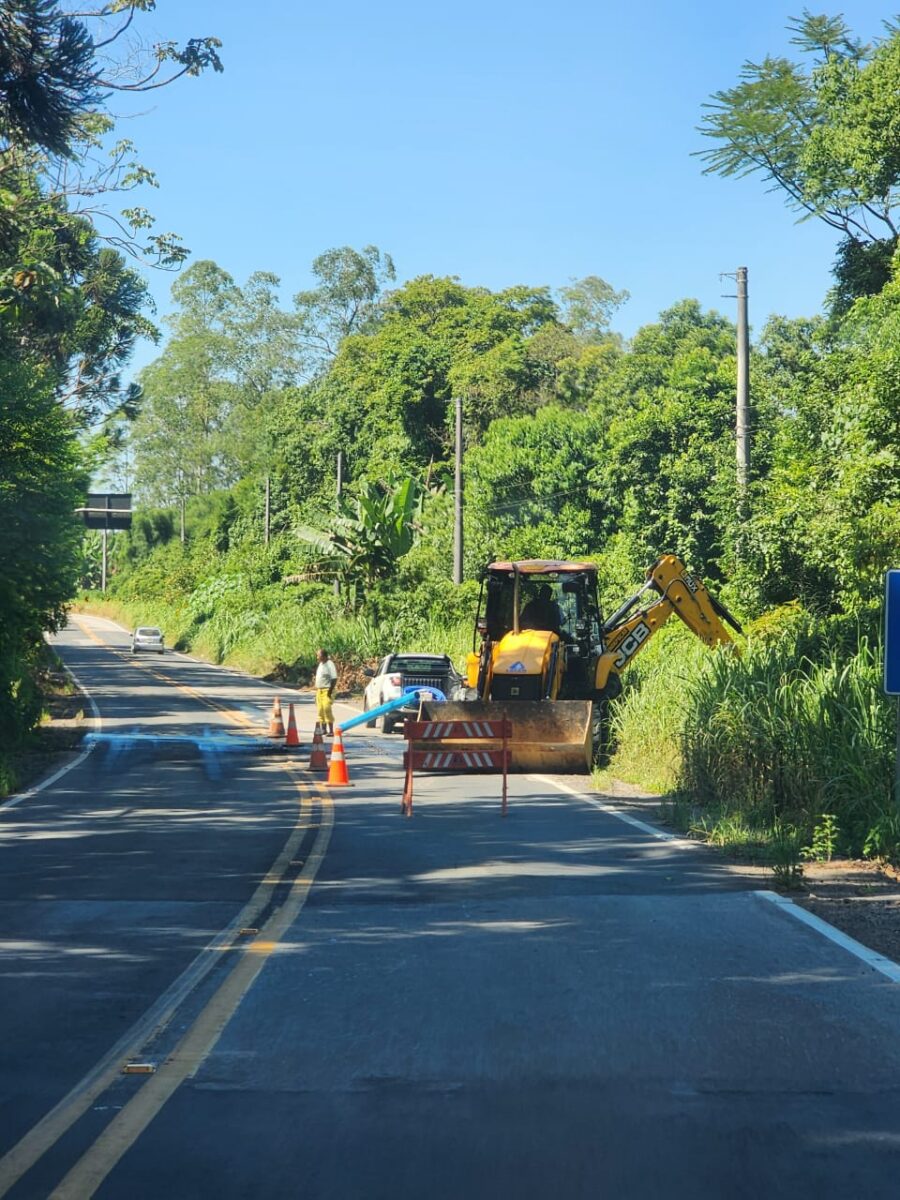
[84, 730, 270, 754]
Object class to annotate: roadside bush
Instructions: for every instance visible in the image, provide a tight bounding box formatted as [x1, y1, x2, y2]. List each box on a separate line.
[606, 610, 896, 859]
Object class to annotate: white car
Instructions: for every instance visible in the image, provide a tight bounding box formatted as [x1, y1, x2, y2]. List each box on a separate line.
[131, 626, 165, 654]
[362, 653, 458, 734]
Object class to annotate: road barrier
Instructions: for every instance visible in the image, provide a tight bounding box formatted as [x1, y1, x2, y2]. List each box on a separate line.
[285, 703, 301, 748]
[309, 722, 327, 771]
[326, 727, 352, 786]
[402, 718, 511, 818]
[268, 696, 285, 738]
[326, 687, 448, 795]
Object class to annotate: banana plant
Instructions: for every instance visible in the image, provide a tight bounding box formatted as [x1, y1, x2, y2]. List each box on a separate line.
[295, 473, 423, 591]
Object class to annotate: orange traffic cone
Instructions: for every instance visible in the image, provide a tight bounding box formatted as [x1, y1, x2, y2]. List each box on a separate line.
[326, 726, 352, 786]
[268, 696, 285, 738]
[285, 703, 301, 749]
[309, 722, 328, 771]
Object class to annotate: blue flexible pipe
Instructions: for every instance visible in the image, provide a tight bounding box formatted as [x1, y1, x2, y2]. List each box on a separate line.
[338, 686, 446, 734]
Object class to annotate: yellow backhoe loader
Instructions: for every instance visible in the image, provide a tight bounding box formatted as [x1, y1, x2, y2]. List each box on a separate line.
[416, 554, 742, 773]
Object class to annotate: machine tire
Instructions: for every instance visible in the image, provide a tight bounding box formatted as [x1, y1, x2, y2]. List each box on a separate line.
[380, 714, 395, 735]
[591, 700, 612, 766]
[364, 697, 376, 729]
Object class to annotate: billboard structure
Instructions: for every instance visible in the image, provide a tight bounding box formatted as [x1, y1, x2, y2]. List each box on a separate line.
[77, 494, 133, 532]
[76, 494, 132, 591]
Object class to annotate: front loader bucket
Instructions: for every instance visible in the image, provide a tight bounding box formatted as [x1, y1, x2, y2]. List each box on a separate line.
[416, 700, 593, 775]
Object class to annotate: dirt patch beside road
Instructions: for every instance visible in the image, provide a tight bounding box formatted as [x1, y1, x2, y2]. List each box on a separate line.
[798, 861, 900, 968]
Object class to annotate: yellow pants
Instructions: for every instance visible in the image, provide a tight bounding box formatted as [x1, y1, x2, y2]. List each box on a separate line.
[316, 688, 334, 726]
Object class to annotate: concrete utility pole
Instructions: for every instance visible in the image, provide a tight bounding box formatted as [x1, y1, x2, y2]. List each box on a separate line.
[334, 451, 344, 597]
[101, 529, 108, 593]
[736, 266, 750, 493]
[453, 396, 463, 585]
[264, 475, 270, 546]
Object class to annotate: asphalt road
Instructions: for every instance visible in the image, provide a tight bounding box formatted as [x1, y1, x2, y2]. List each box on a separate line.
[2, 614, 900, 1198]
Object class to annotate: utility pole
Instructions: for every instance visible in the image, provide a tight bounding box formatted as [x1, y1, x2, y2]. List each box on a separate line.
[264, 475, 270, 546]
[736, 266, 750, 494]
[453, 396, 464, 585]
[334, 451, 344, 597]
[101, 529, 108, 593]
[179, 495, 186, 545]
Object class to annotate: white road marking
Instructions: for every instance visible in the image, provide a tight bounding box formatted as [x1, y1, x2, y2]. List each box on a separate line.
[0, 660, 102, 812]
[755, 890, 900, 982]
[528, 773, 684, 843]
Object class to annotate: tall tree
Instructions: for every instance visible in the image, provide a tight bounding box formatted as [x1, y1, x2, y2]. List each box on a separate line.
[294, 244, 396, 368]
[698, 12, 900, 306]
[0, 2, 221, 767]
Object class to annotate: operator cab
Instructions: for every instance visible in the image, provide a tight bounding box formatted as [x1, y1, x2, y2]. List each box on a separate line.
[476, 560, 604, 661]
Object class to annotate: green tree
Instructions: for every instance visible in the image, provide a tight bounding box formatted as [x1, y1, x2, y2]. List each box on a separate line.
[0, 360, 86, 746]
[295, 473, 424, 594]
[466, 406, 608, 563]
[698, 12, 900, 306]
[0, 2, 222, 772]
[590, 300, 740, 576]
[294, 244, 396, 368]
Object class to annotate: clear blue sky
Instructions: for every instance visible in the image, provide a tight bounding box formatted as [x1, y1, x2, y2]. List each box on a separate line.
[112, 0, 893, 373]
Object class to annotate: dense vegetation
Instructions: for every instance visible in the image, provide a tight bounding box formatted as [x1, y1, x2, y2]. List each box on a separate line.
[0, 1, 220, 789]
[4, 9, 898, 865]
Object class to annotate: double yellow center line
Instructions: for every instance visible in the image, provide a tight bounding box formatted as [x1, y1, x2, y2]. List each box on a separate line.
[0, 619, 334, 1198]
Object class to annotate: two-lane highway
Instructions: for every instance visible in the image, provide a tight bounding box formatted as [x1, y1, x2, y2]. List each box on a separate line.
[4, 614, 900, 1198]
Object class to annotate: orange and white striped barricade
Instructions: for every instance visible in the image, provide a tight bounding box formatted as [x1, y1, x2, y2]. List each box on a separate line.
[401, 718, 512, 818]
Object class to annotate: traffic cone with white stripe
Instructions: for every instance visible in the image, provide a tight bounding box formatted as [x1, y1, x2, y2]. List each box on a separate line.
[309, 722, 327, 771]
[285, 703, 301, 748]
[268, 696, 285, 738]
[326, 726, 352, 786]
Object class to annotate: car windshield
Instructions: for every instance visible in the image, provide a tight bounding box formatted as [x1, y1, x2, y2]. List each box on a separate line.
[136, 627, 161, 637]
[390, 657, 448, 674]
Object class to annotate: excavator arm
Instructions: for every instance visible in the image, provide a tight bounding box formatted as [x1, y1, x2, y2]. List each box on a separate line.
[594, 554, 742, 693]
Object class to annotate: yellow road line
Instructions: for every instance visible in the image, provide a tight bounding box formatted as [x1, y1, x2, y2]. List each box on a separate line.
[0, 620, 332, 1197]
[72, 618, 263, 737]
[0, 775, 315, 1197]
[49, 781, 334, 1199]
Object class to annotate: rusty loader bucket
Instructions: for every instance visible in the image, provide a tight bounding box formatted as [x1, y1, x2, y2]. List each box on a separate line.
[415, 700, 593, 774]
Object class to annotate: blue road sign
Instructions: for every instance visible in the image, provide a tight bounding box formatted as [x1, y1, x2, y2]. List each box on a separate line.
[885, 570, 900, 695]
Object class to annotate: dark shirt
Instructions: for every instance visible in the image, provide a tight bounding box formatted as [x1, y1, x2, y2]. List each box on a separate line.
[520, 598, 562, 634]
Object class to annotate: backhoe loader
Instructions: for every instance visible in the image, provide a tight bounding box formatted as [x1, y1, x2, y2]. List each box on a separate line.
[415, 554, 742, 773]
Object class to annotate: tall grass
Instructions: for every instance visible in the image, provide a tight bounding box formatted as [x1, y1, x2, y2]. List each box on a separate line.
[607, 620, 896, 859]
[76, 588, 472, 680]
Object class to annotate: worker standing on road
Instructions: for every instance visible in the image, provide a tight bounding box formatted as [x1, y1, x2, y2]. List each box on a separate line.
[315, 648, 338, 737]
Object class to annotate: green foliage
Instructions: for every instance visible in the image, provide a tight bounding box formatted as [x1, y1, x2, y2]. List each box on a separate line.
[296, 473, 425, 593]
[698, 12, 900, 306]
[0, 359, 86, 751]
[802, 813, 840, 862]
[770, 822, 805, 890]
[608, 615, 895, 860]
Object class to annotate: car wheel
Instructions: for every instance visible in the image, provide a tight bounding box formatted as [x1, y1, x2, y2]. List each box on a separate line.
[364, 696, 376, 729]
[380, 715, 394, 735]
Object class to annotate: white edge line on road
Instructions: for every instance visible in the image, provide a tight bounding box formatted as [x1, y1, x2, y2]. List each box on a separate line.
[533, 773, 900, 984]
[755, 890, 900, 983]
[528, 773, 685, 844]
[0, 657, 102, 812]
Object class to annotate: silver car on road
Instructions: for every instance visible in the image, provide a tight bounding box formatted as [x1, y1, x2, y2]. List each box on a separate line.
[131, 626, 165, 654]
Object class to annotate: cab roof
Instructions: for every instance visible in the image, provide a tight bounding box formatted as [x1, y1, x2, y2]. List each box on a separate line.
[486, 560, 598, 575]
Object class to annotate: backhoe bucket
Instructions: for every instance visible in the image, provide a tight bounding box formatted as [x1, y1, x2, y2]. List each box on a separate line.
[416, 700, 594, 774]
